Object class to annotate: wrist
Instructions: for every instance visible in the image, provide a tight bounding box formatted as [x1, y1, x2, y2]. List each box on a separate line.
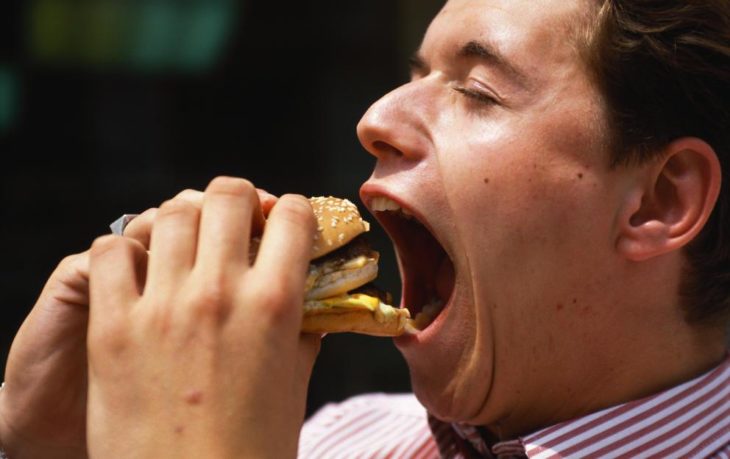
[0, 383, 86, 459]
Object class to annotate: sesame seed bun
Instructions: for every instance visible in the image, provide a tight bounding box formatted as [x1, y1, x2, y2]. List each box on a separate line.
[310, 196, 370, 260]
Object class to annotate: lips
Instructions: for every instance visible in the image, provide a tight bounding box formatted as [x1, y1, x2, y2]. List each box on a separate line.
[364, 194, 455, 329]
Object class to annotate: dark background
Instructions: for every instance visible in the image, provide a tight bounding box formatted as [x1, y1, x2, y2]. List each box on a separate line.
[0, 0, 444, 417]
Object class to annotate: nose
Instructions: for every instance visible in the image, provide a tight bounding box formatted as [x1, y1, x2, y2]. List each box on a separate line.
[356, 80, 432, 162]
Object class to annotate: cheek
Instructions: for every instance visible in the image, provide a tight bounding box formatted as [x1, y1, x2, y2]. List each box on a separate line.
[439, 131, 611, 288]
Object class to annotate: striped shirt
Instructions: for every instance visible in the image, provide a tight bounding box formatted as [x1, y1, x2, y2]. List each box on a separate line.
[298, 354, 730, 458]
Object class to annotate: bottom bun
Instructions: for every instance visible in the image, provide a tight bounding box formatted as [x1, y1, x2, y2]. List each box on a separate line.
[302, 295, 411, 337]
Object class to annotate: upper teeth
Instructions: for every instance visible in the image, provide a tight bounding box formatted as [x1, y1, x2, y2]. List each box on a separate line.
[371, 197, 414, 217]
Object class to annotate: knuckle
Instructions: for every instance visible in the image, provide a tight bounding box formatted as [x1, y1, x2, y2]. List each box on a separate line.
[58, 252, 84, 270]
[91, 234, 127, 256]
[276, 195, 315, 227]
[52, 252, 90, 285]
[174, 188, 203, 202]
[91, 235, 145, 263]
[156, 199, 197, 220]
[246, 278, 298, 324]
[144, 303, 174, 336]
[89, 316, 130, 358]
[124, 208, 157, 235]
[190, 280, 233, 321]
[207, 176, 256, 198]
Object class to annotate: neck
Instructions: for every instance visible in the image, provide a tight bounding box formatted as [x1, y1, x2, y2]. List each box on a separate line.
[490, 310, 727, 440]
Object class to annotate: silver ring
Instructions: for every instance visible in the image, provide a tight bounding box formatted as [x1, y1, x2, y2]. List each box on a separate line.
[109, 214, 139, 235]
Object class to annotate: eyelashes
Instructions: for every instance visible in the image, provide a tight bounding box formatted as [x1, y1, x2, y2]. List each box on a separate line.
[453, 86, 498, 107]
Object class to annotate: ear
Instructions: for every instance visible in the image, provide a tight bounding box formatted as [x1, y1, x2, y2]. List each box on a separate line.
[616, 138, 721, 262]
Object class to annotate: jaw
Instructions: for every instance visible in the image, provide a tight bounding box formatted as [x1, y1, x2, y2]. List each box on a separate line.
[360, 190, 501, 424]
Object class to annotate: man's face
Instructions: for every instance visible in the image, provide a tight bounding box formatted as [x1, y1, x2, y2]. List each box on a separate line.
[359, 0, 628, 433]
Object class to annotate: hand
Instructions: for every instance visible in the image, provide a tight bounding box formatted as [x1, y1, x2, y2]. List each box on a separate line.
[86, 177, 320, 459]
[0, 183, 279, 459]
[0, 252, 90, 459]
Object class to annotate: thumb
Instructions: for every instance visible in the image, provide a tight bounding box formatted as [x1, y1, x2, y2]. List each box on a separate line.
[294, 334, 322, 391]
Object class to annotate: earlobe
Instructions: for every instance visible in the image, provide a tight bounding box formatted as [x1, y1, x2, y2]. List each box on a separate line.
[616, 138, 721, 262]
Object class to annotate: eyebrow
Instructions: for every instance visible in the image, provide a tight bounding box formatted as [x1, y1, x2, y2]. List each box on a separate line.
[409, 40, 530, 88]
[459, 40, 529, 87]
[408, 53, 428, 75]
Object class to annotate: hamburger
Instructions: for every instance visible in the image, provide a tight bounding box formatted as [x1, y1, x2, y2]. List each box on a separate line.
[298, 196, 412, 336]
[113, 196, 410, 336]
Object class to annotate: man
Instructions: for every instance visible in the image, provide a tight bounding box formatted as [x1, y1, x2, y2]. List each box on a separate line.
[1, 0, 728, 457]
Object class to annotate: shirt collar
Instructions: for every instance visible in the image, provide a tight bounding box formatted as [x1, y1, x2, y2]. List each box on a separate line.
[431, 354, 730, 458]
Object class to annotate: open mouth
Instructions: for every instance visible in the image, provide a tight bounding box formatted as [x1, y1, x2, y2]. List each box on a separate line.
[368, 196, 455, 330]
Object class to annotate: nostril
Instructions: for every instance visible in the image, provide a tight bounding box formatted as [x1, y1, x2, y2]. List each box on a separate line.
[372, 140, 403, 157]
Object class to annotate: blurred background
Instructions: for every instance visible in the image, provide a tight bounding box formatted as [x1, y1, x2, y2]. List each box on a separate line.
[0, 0, 444, 416]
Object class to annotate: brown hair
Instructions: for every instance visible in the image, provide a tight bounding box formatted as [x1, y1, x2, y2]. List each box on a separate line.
[583, 0, 730, 325]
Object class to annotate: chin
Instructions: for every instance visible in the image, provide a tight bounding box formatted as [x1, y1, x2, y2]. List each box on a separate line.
[397, 288, 497, 424]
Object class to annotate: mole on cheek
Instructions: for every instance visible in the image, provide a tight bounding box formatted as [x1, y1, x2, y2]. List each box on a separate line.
[484, 177, 490, 184]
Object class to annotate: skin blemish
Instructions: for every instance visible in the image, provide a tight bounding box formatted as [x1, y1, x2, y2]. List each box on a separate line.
[184, 389, 204, 405]
[174, 425, 185, 435]
[484, 177, 490, 184]
[556, 303, 564, 311]
[577, 173, 584, 179]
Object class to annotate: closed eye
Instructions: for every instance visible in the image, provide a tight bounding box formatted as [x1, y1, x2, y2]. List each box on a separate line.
[453, 86, 498, 106]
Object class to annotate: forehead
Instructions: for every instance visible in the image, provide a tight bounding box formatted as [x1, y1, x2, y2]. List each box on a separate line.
[423, 0, 589, 77]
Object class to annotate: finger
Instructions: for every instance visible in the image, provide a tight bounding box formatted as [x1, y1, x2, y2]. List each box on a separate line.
[254, 194, 316, 291]
[173, 188, 205, 207]
[251, 188, 275, 237]
[89, 235, 146, 316]
[123, 190, 204, 248]
[184, 186, 268, 236]
[196, 177, 260, 274]
[296, 334, 322, 380]
[122, 208, 157, 249]
[293, 334, 322, 405]
[45, 251, 92, 307]
[257, 188, 278, 218]
[146, 199, 200, 293]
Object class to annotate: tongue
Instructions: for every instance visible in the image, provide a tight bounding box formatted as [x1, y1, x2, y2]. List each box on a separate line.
[435, 256, 455, 304]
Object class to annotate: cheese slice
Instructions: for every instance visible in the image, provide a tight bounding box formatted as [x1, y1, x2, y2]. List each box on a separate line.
[305, 293, 380, 311]
[303, 293, 409, 324]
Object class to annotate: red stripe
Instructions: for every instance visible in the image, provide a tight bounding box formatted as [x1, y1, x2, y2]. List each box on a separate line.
[654, 407, 730, 458]
[562, 373, 729, 457]
[617, 394, 728, 458]
[714, 444, 730, 459]
[352, 412, 418, 459]
[413, 438, 439, 459]
[366, 414, 424, 458]
[529, 399, 649, 451]
[392, 424, 434, 458]
[530, 363, 728, 453]
[305, 408, 385, 458]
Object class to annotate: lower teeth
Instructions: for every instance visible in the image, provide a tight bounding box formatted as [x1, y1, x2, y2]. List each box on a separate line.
[413, 298, 444, 330]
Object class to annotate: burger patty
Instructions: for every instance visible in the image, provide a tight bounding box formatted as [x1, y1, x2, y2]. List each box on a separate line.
[309, 235, 375, 275]
[305, 235, 380, 300]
